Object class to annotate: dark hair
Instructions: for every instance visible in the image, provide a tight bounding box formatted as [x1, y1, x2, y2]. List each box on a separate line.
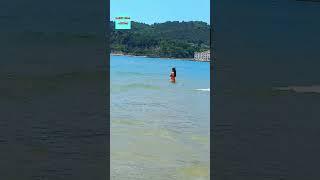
[172, 68, 176, 77]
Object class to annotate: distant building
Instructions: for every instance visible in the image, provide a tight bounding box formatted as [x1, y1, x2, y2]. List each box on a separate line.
[194, 50, 210, 61]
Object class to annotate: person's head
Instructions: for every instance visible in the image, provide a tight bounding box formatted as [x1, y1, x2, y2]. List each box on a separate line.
[172, 67, 176, 77]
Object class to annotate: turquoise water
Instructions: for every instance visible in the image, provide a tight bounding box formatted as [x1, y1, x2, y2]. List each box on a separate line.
[111, 55, 210, 180]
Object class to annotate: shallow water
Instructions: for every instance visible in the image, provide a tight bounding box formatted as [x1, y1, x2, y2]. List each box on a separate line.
[110, 55, 210, 180]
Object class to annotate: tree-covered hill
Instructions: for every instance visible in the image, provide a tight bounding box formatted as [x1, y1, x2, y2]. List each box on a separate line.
[110, 21, 210, 58]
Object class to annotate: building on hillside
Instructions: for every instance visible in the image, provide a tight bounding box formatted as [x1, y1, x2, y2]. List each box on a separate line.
[194, 50, 210, 61]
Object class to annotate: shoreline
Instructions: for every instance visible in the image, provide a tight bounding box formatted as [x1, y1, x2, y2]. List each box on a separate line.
[110, 53, 210, 62]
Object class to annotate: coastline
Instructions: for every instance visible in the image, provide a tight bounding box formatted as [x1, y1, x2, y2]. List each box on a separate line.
[110, 53, 210, 62]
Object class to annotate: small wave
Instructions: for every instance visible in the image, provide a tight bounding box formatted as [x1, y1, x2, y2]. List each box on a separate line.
[195, 88, 210, 92]
[274, 85, 320, 94]
[133, 128, 177, 142]
[112, 83, 161, 92]
[124, 83, 161, 90]
[114, 71, 146, 76]
[112, 119, 145, 126]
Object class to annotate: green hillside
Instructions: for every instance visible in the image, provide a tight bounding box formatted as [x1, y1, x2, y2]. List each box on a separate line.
[110, 21, 210, 58]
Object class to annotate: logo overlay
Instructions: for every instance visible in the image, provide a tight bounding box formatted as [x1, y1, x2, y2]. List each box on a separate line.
[115, 16, 131, 30]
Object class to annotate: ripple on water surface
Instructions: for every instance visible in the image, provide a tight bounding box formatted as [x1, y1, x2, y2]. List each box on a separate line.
[111, 56, 210, 180]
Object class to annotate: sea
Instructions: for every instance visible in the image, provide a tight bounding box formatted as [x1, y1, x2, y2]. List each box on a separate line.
[110, 55, 210, 180]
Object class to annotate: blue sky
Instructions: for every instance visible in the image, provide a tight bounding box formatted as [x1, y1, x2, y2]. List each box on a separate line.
[111, 0, 210, 24]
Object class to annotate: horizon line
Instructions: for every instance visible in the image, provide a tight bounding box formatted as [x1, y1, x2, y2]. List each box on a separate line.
[110, 19, 210, 25]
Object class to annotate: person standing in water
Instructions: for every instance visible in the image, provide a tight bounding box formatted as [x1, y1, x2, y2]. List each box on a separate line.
[170, 67, 176, 83]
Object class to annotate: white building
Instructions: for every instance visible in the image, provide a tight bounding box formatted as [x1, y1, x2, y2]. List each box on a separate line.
[194, 50, 210, 61]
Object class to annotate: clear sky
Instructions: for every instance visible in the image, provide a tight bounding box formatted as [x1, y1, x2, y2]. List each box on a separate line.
[111, 0, 210, 24]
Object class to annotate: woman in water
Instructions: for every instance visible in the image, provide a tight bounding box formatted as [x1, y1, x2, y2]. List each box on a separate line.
[170, 67, 176, 83]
